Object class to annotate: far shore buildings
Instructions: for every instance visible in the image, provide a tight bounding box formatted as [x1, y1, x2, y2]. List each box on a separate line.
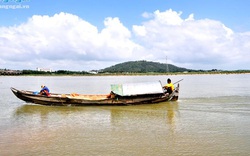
[0, 69, 22, 75]
[37, 68, 52, 72]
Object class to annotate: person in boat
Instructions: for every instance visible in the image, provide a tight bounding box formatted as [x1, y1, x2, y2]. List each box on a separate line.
[106, 91, 115, 98]
[163, 78, 175, 94]
[40, 85, 50, 96]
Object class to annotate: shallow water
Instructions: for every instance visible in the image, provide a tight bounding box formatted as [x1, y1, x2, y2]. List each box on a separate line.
[0, 74, 250, 156]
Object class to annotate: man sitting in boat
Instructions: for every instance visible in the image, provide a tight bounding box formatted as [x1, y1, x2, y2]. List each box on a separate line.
[163, 78, 175, 94]
[40, 85, 50, 96]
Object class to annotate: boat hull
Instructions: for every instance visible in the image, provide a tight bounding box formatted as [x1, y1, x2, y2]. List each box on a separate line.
[10, 85, 179, 106]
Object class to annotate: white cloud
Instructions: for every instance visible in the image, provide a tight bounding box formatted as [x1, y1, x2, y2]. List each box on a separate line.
[1, 10, 250, 71]
[133, 10, 250, 70]
[0, 12, 142, 70]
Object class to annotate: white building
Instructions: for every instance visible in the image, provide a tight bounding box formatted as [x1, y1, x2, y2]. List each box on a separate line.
[37, 68, 52, 72]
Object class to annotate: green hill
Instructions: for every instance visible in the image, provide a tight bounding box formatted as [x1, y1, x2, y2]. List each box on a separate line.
[99, 60, 192, 73]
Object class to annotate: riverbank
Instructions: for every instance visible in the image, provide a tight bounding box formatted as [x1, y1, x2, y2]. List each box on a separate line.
[1, 70, 250, 76]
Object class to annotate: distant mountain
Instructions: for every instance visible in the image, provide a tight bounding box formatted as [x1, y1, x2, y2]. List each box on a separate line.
[99, 60, 193, 73]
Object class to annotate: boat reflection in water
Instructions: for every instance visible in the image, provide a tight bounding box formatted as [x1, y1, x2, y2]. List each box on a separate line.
[11, 102, 180, 155]
[13, 102, 180, 131]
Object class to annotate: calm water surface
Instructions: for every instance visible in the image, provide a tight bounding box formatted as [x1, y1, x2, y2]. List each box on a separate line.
[0, 74, 250, 156]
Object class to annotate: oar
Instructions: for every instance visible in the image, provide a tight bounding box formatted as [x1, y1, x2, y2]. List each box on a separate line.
[173, 79, 183, 85]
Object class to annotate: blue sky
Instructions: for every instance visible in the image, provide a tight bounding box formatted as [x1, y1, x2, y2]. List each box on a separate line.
[2, 0, 250, 31]
[1, 0, 250, 71]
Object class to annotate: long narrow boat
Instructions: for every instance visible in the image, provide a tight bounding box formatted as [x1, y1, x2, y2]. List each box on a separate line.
[11, 81, 179, 106]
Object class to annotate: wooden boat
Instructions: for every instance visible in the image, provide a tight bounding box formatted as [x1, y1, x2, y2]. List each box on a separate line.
[10, 81, 179, 106]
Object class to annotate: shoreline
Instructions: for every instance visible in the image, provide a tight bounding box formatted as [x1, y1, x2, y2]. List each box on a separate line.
[1, 71, 250, 76]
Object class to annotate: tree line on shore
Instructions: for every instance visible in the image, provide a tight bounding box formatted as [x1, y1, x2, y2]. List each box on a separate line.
[1, 60, 250, 75]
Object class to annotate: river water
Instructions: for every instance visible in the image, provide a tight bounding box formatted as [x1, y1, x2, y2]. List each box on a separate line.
[0, 74, 250, 156]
